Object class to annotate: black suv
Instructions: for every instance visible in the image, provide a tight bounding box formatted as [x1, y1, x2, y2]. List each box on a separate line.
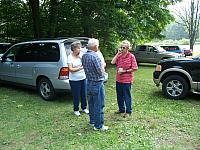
[153, 55, 200, 99]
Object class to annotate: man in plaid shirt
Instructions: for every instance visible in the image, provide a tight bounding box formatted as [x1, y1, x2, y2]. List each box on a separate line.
[82, 38, 108, 131]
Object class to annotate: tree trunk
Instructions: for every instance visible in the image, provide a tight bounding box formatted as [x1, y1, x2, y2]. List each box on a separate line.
[80, 6, 92, 37]
[48, 0, 59, 37]
[29, 0, 40, 38]
[188, 0, 200, 51]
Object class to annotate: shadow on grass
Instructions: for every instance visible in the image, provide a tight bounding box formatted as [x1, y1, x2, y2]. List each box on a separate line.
[0, 84, 73, 103]
[0, 84, 37, 95]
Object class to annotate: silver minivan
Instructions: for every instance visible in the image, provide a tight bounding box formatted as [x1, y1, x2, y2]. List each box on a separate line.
[0, 37, 89, 100]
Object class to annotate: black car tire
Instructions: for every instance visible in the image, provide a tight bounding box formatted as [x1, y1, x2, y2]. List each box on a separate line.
[162, 75, 189, 99]
[37, 78, 56, 101]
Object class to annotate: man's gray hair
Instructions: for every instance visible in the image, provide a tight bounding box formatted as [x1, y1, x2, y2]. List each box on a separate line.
[71, 41, 81, 51]
[87, 38, 99, 47]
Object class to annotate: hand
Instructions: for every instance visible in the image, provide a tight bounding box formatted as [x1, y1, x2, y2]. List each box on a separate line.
[78, 66, 83, 70]
[117, 49, 122, 54]
[118, 68, 124, 74]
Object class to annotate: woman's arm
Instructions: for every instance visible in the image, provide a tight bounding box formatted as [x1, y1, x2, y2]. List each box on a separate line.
[111, 51, 120, 64]
[68, 64, 83, 72]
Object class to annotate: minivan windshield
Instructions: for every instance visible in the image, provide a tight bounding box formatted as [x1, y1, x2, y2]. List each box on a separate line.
[0, 43, 11, 54]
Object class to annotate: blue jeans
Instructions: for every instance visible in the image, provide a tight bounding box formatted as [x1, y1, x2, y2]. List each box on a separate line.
[69, 79, 87, 111]
[87, 80, 105, 129]
[116, 81, 132, 114]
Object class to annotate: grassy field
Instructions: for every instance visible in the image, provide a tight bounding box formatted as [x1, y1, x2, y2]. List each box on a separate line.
[0, 64, 200, 150]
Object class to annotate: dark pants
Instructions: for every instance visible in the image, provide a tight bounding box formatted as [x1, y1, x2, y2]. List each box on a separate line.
[69, 79, 87, 111]
[116, 81, 132, 113]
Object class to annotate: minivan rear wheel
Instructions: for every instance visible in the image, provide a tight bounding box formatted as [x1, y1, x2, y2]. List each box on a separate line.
[38, 78, 56, 101]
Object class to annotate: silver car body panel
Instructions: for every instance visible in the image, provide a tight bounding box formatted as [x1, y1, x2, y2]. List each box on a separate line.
[0, 38, 83, 91]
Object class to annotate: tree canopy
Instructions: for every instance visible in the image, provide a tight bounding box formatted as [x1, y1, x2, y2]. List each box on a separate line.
[0, 0, 181, 55]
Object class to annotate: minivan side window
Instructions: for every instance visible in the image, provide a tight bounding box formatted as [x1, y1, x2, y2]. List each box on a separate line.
[15, 43, 37, 62]
[3, 44, 23, 62]
[64, 43, 72, 56]
[36, 43, 60, 62]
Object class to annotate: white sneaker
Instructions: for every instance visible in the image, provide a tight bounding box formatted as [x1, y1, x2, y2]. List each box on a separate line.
[74, 111, 81, 116]
[89, 123, 94, 127]
[82, 109, 89, 114]
[94, 125, 108, 131]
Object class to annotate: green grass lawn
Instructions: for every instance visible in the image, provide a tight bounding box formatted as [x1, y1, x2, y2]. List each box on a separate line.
[0, 64, 200, 150]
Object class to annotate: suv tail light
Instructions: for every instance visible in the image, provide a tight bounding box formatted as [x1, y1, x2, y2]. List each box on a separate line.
[58, 67, 69, 79]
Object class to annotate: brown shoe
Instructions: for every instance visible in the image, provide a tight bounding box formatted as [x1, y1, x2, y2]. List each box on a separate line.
[114, 111, 125, 114]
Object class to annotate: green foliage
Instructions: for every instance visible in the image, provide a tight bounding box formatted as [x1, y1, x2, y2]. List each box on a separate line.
[0, 0, 33, 42]
[162, 22, 189, 40]
[0, 0, 178, 54]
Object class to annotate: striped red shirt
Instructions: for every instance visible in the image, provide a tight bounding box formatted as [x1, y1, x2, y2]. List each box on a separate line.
[116, 52, 138, 83]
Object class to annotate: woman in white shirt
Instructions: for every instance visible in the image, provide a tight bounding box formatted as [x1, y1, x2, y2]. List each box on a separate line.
[68, 41, 89, 116]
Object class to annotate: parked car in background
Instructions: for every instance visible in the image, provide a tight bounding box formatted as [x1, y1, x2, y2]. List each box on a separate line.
[0, 37, 89, 101]
[0, 43, 12, 57]
[160, 45, 185, 56]
[133, 45, 183, 64]
[153, 55, 200, 99]
[183, 48, 193, 56]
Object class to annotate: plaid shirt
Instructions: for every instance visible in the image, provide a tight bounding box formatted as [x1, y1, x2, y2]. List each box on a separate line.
[82, 50, 104, 81]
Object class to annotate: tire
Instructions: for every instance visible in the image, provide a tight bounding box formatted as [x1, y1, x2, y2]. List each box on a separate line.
[37, 78, 56, 101]
[162, 75, 189, 99]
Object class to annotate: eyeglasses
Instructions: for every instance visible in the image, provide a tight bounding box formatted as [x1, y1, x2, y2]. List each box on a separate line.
[121, 47, 127, 49]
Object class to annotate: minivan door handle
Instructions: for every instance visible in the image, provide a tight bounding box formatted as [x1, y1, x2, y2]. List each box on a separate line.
[16, 64, 22, 69]
[9, 63, 14, 68]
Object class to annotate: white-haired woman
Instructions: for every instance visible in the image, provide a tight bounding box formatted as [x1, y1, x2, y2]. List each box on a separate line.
[68, 41, 89, 116]
[111, 40, 138, 117]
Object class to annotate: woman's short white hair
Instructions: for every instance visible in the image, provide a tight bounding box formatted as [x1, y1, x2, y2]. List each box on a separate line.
[87, 38, 99, 47]
[71, 41, 81, 51]
[121, 40, 131, 49]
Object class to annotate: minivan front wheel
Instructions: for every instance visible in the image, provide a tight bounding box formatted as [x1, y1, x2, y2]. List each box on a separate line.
[162, 75, 189, 99]
[38, 78, 56, 101]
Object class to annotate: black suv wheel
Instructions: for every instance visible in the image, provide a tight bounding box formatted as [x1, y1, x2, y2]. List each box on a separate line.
[162, 75, 189, 99]
[38, 78, 56, 101]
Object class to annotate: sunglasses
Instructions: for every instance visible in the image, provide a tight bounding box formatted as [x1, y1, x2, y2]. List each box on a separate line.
[121, 47, 127, 49]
